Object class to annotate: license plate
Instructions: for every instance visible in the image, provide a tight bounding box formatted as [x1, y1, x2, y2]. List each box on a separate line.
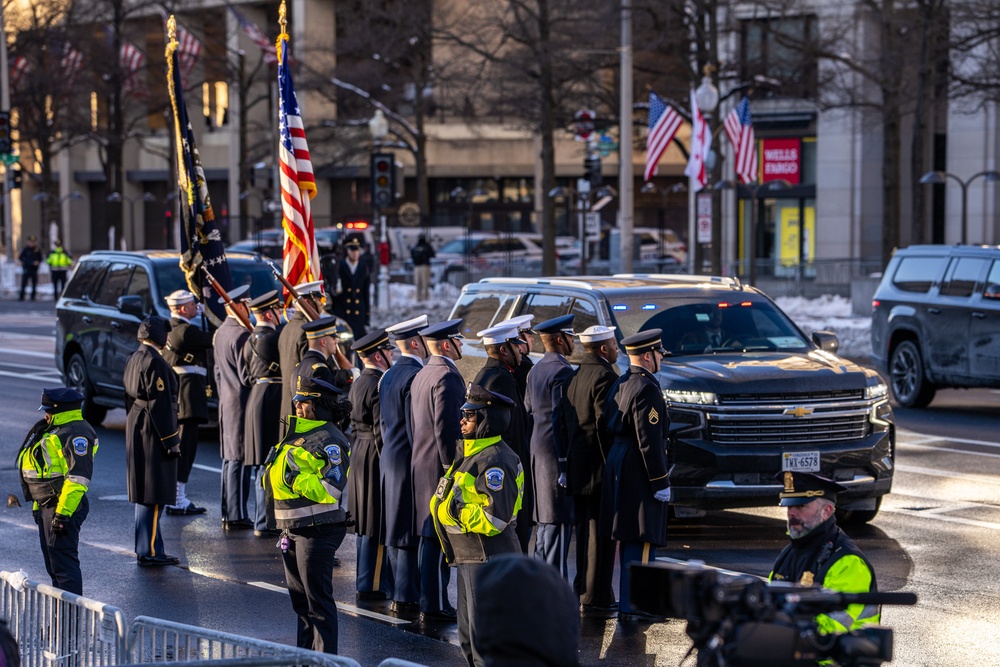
[782, 451, 820, 472]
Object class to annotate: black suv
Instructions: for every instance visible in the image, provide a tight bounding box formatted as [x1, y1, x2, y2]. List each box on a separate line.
[871, 244, 1000, 408]
[450, 275, 894, 523]
[56, 251, 280, 425]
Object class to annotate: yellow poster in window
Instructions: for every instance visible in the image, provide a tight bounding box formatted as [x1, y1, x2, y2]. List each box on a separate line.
[778, 205, 815, 266]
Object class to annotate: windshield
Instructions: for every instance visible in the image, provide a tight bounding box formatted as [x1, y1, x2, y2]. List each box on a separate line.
[439, 238, 476, 254]
[154, 259, 281, 299]
[608, 296, 810, 356]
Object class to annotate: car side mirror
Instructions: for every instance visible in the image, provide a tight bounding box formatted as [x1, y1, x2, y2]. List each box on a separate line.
[811, 331, 840, 354]
[984, 284, 1000, 300]
[117, 295, 144, 317]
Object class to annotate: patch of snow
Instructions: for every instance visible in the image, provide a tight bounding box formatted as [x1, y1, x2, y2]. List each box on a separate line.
[774, 295, 872, 360]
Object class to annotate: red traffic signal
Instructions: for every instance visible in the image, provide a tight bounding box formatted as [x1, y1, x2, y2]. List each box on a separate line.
[370, 153, 395, 209]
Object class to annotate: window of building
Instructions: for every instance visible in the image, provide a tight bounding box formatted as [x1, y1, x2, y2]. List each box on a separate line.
[741, 16, 818, 99]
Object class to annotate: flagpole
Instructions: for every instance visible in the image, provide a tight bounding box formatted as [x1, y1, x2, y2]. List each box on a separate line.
[0, 6, 12, 261]
[619, 0, 634, 273]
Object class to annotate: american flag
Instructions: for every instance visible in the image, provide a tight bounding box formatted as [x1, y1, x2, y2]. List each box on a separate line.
[723, 96, 758, 184]
[120, 39, 145, 95]
[277, 34, 320, 297]
[166, 20, 233, 322]
[684, 88, 709, 192]
[60, 44, 84, 87]
[227, 3, 278, 65]
[644, 91, 683, 182]
[10, 56, 29, 90]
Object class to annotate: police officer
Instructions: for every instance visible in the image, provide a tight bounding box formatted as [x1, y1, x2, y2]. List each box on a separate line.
[565, 325, 620, 614]
[124, 316, 183, 566]
[524, 314, 575, 578]
[214, 284, 253, 531]
[348, 328, 394, 600]
[332, 237, 370, 340]
[162, 290, 212, 516]
[46, 239, 72, 298]
[278, 280, 324, 419]
[431, 384, 524, 667]
[473, 322, 532, 554]
[16, 388, 97, 594]
[599, 329, 670, 622]
[262, 376, 351, 654]
[379, 315, 429, 613]
[770, 472, 881, 633]
[410, 318, 465, 622]
[243, 290, 285, 535]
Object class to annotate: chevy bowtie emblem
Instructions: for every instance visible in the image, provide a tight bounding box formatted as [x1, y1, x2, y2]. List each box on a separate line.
[784, 406, 814, 418]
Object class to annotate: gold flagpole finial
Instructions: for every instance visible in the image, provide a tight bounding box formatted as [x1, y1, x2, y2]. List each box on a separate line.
[167, 15, 177, 43]
[278, 1, 287, 35]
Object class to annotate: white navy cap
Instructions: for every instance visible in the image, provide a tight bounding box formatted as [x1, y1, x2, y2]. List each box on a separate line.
[576, 325, 616, 343]
[386, 315, 429, 340]
[500, 314, 534, 332]
[165, 289, 196, 307]
[295, 280, 324, 297]
[477, 323, 526, 346]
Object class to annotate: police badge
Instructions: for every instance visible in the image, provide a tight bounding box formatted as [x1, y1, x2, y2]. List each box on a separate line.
[485, 467, 505, 491]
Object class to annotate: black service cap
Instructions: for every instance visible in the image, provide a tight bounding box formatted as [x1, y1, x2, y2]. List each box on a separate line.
[461, 383, 515, 412]
[776, 471, 847, 506]
[137, 316, 171, 346]
[39, 387, 84, 413]
[621, 329, 666, 355]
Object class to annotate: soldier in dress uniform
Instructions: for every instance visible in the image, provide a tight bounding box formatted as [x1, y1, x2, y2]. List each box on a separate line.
[472, 321, 533, 554]
[296, 317, 356, 395]
[564, 325, 620, 615]
[504, 314, 535, 400]
[348, 328, 395, 600]
[524, 314, 576, 579]
[332, 237, 370, 340]
[124, 316, 183, 566]
[410, 318, 465, 622]
[162, 290, 212, 516]
[599, 329, 671, 623]
[278, 280, 324, 419]
[379, 315, 429, 614]
[243, 290, 285, 536]
[213, 284, 254, 531]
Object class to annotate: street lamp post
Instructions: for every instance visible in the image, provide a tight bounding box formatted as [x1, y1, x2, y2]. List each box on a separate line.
[369, 110, 390, 311]
[695, 67, 721, 276]
[107, 191, 156, 250]
[716, 179, 791, 286]
[919, 170, 1000, 245]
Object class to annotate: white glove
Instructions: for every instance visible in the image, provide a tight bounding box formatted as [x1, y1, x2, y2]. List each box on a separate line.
[654, 488, 671, 503]
[557, 473, 567, 489]
[195, 303, 205, 316]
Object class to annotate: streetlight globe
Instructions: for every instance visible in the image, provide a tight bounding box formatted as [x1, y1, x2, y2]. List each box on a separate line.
[695, 74, 719, 113]
[368, 109, 389, 141]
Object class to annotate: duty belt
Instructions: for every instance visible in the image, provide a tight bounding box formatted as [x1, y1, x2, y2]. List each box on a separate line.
[173, 365, 207, 376]
[256, 377, 283, 384]
[164, 343, 198, 365]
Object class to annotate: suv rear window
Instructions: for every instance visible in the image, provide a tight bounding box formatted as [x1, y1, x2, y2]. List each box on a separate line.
[152, 260, 279, 299]
[452, 292, 506, 337]
[64, 260, 108, 299]
[892, 256, 947, 293]
[93, 263, 133, 306]
[939, 257, 987, 298]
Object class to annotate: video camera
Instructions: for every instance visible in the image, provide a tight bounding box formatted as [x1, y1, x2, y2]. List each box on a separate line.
[630, 561, 917, 667]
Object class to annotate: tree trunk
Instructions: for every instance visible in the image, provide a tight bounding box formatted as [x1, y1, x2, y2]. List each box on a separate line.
[909, 1, 936, 245]
[539, 0, 557, 276]
[880, 0, 901, 267]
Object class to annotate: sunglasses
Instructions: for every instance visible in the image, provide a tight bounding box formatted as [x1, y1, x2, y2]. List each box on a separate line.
[461, 410, 479, 420]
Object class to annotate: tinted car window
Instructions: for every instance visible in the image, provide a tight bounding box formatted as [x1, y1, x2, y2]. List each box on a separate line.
[127, 266, 153, 314]
[153, 260, 280, 301]
[63, 260, 108, 299]
[93, 263, 133, 307]
[892, 256, 947, 293]
[983, 260, 1000, 294]
[939, 257, 987, 298]
[452, 292, 504, 338]
[567, 298, 600, 363]
[522, 293, 573, 350]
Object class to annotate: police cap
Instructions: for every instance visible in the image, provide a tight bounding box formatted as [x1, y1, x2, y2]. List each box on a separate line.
[38, 387, 84, 413]
[351, 328, 392, 354]
[302, 316, 340, 340]
[534, 314, 575, 335]
[776, 471, 847, 507]
[386, 315, 428, 340]
[418, 318, 464, 341]
[218, 284, 251, 305]
[293, 375, 343, 402]
[137, 316, 171, 347]
[461, 383, 515, 412]
[621, 329, 666, 355]
[344, 236, 362, 249]
[248, 290, 280, 312]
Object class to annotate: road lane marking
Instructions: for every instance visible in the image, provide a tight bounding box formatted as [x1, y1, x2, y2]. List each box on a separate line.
[0, 347, 57, 359]
[881, 507, 1000, 531]
[0, 369, 62, 383]
[898, 442, 1000, 460]
[895, 463, 1000, 485]
[193, 463, 222, 474]
[247, 582, 409, 625]
[898, 429, 1000, 450]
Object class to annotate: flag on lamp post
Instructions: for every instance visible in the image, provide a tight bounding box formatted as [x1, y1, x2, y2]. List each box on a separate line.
[60, 44, 84, 87]
[276, 9, 321, 299]
[227, 2, 279, 65]
[644, 91, 683, 182]
[684, 88, 709, 192]
[723, 96, 758, 184]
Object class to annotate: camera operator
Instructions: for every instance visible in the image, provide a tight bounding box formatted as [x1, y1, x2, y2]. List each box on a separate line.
[769, 472, 880, 634]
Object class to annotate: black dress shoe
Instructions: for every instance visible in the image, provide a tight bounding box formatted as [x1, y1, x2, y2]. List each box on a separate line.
[356, 591, 389, 601]
[389, 601, 420, 614]
[254, 529, 282, 538]
[581, 602, 619, 618]
[222, 519, 254, 531]
[166, 503, 207, 516]
[419, 608, 458, 623]
[137, 554, 180, 567]
[618, 611, 666, 624]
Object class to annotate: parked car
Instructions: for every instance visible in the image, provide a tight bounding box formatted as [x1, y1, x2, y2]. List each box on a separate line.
[55, 251, 281, 425]
[409, 232, 580, 284]
[871, 244, 1000, 408]
[449, 274, 894, 523]
[227, 224, 375, 260]
[634, 227, 688, 265]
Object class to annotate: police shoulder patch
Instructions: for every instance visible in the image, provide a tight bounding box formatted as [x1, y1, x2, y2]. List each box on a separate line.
[324, 444, 342, 466]
[72, 436, 89, 455]
[484, 467, 504, 492]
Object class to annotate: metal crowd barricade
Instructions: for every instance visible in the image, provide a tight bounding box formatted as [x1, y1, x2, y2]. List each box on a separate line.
[127, 617, 360, 667]
[0, 570, 128, 667]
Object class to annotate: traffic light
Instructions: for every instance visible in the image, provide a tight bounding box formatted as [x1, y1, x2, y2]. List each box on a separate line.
[0, 111, 10, 154]
[371, 152, 395, 210]
[10, 164, 22, 189]
[584, 154, 602, 188]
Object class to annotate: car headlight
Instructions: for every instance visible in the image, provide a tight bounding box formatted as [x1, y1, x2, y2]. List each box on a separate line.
[865, 382, 888, 400]
[663, 389, 718, 406]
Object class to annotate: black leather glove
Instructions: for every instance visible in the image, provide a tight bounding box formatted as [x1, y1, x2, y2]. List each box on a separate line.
[51, 514, 69, 535]
[166, 445, 182, 460]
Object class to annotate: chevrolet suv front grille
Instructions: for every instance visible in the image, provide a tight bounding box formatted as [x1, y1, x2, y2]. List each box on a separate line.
[705, 396, 872, 445]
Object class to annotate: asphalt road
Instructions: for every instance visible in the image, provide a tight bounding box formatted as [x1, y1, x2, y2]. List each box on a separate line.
[1, 300, 998, 666]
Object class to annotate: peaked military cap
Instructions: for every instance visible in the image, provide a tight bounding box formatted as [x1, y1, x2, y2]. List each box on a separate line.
[218, 284, 251, 305]
[577, 325, 616, 343]
[294, 280, 324, 297]
[351, 328, 392, 354]
[776, 471, 847, 507]
[344, 236, 362, 249]
[462, 383, 515, 412]
[137, 316, 171, 346]
[534, 314, 575, 335]
[164, 289, 196, 307]
[38, 387, 84, 413]
[302, 316, 340, 340]
[501, 314, 535, 333]
[621, 329, 666, 355]
[386, 315, 428, 339]
[418, 318, 464, 341]
[293, 375, 343, 402]
[477, 323, 526, 346]
[248, 290, 280, 312]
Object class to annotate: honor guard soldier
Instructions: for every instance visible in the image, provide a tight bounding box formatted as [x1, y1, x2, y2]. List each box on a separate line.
[379, 315, 429, 613]
[410, 318, 466, 622]
[599, 329, 670, 622]
[278, 280, 324, 418]
[564, 325, 620, 614]
[263, 376, 352, 654]
[162, 290, 212, 516]
[348, 328, 395, 600]
[472, 321, 533, 553]
[430, 384, 524, 666]
[504, 314, 535, 400]
[297, 317, 356, 399]
[124, 316, 183, 566]
[332, 237, 371, 340]
[770, 472, 880, 633]
[524, 314, 576, 578]
[243, 290, 285, 536]
[16, 388, 98, 594]
[214, 284, 254, 530]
